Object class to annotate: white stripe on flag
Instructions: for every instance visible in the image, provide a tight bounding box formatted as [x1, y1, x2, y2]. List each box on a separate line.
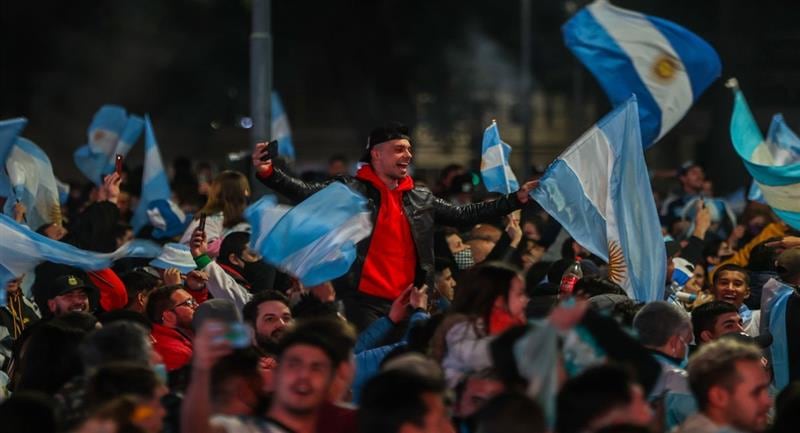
[588, 0, 693, 140]
[559, 125, 612, 218]
[757, 182, 800, 212]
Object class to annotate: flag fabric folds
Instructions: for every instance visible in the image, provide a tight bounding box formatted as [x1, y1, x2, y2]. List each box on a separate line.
[74, 105, 144, 185]
[3, 136, 63, 230]
[481, 121, 520, 194]
[272, 92, 295, 160]
[730, 88, 800, 230]
[563, 0, 721, 147]
[532, 96, 665, 301]
[0, 213, 162, 291]
[245, 183, 372, 287]
[131, 115, 172, 233]
[746, 114, 800, 204]
[0, 118, 28, 201]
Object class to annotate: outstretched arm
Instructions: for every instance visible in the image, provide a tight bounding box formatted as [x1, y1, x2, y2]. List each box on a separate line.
[433, 179, 539, 227]
[251, 142, 330, 202]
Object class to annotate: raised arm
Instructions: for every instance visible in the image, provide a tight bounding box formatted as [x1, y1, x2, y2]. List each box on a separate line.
[251, 142, 329, 202]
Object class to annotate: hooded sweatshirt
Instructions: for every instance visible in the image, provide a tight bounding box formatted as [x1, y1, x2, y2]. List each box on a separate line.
[355, 165, 417, 300]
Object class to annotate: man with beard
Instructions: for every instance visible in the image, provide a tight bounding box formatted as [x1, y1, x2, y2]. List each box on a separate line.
[243, 290, 293, 356]
[40, 274, 96, 318]
[253, 122, 538, 330]
[676, 339, 772, 433]
[146, 285, 198, 371]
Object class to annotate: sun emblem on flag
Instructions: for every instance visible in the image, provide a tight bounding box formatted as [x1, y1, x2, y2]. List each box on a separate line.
[607, 240, 627, 284]
[652, 54, 680, 81]
[92, 130, 106, 143]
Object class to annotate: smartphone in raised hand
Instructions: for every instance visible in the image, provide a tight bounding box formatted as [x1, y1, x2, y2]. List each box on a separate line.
[261, 140, 279, 161]
[115, 154, 124, 175]
[198, 213, 207, 233]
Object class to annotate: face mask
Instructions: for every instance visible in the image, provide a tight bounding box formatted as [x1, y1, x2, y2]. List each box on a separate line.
[153, 363, 169, 384]
[241, 260, 276, 293]
[453, 249, 474, 270]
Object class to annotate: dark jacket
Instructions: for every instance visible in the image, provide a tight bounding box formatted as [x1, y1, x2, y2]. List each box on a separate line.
[257, 167, 523, 295]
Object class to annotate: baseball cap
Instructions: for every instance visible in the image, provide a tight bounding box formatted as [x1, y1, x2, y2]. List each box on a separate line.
[776, 248, 800, 279]
[47, 274, 97, 300]
[359, 121, 412, 163]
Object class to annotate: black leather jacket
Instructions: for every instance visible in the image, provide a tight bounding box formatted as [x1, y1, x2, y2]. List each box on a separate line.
[257, 167, 523, 296]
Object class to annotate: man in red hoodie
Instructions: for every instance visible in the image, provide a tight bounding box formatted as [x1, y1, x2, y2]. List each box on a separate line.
[253, 122, 537, 329]
[146, 284, 197, 371]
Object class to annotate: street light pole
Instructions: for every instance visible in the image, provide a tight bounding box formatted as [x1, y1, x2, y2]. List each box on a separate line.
[250, 0, 272, 196]
[520, 0, 533, 179]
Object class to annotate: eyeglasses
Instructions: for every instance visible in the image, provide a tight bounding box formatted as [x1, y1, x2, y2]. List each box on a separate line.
[171, 297, 199, 311]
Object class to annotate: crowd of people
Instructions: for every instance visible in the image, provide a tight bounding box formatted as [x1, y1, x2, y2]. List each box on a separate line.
[1, 121, 799, 433]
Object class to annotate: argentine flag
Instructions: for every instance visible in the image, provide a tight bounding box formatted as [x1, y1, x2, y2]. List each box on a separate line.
[131, 115, 172, 233]
[0, 118, 28, 201]
[730, 85, 800, 230]
[0, 213, 161, 291]
[0, 119, 63, 230]
[74, 105, 144, 185]
[245, 183, 372, 286]
[563, 0, 721, 147]
[747, 114, 800, 204]
[532, 96, 665, 301]
[481, 121, 519, 194]
[272, 92, 295, 160]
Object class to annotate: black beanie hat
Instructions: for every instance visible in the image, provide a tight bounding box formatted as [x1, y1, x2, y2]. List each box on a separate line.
[360, 121, 411, 163]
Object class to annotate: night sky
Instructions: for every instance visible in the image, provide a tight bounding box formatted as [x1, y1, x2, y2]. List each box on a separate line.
[1, 0, 799, 192]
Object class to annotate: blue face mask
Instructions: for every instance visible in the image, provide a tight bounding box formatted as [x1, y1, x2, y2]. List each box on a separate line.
[679, 346, 689, 369]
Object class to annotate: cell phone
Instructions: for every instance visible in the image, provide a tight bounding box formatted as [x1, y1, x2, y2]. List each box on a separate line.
[261, 140, 279, 161]
[198, 213, 207, 233]
[115, 154, 124, 174]
[222, 322, 252, 349]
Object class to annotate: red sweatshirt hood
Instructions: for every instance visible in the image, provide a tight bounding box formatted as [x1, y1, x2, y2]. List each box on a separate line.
[356, 164, 414, 192]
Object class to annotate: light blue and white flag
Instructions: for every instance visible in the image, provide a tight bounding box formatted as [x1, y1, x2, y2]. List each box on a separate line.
[481, 121, 519, 194]
[74, 105, 144, 185]
[747, 114, 800, 203]
[0, 117, 28, 201]
[0, 213, 162, 291]
[131, 115, 172, 233]
[3, 137, 63, 230]
[532, 96, 665, 301]
[245, 183, 372, 286]
[563, 0, 721, 147]
[272, 92, 295, 160]
[730, 86, 800, 230]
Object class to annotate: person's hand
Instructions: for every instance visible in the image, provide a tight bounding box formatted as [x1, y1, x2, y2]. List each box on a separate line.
[102, 173, 122, 204]
[186, 270, 208, 291]
[548, 299, 589, 331]
[192, 320, 233, 371]
[12, 201, 26, 223]
[766, 236, 800, 250]
[410, 285, 429, 311]
[389, 285, 413, 323]
[309, 282, 336, 303]
[505, 214, 523, 248]
[190, 228, 208, 258]
[252, 142, 273, 178]
[515, 179, 540, 204]
[286, 277, 304, 305]
[692, 200, 712, 238]
[163, 268, 183, 286]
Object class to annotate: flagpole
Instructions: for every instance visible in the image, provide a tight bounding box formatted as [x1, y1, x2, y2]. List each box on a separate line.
[520, 0, 533, 180]
[250, 0, 272, 198]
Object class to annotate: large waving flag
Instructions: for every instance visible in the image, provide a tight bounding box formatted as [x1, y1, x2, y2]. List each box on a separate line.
[131, 115, 172, 233]
[532, 96, 665, 301]
[0, 118, 28, 201]
[729, 83, 800, 230]
[271, 92, 295, 160]
[563, 0, 721, 147]
[747, 114, 800, 203]
[0, 213, 161, 291]
[481, 121, 519, 194]
[74, 105, 144, 185]
[245, 183, 372, 286]
[3, 136, 63, 230]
